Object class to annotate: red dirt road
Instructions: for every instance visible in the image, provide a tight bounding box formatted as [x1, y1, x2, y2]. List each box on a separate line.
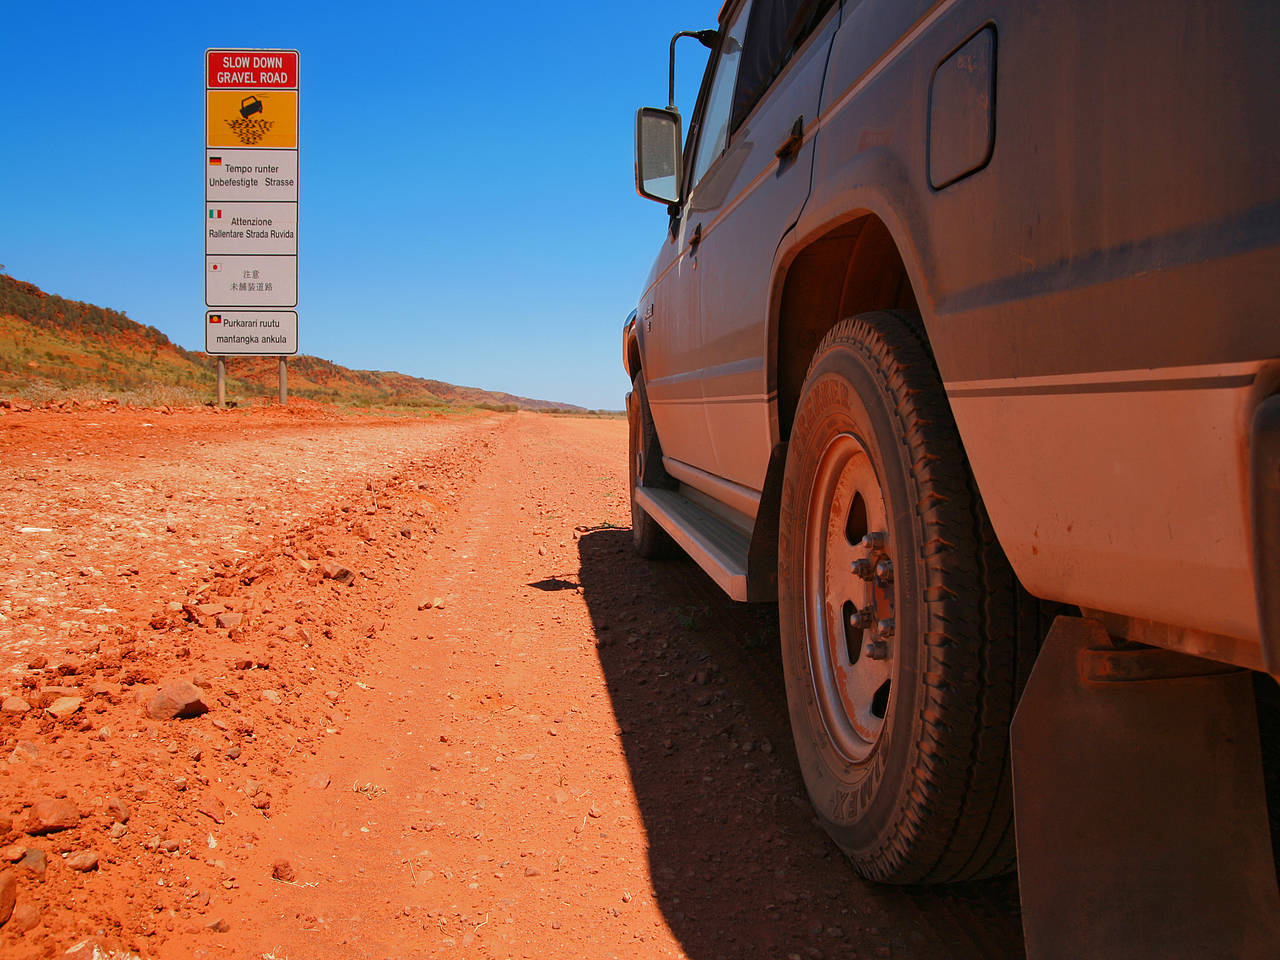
[0, 405, 1023, 959]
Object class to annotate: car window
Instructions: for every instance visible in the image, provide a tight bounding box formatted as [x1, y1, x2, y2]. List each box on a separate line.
[731, 0, 839, 133]
[690, 1, 754, 189]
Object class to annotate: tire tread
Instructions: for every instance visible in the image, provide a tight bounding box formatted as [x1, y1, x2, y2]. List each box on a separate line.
[629, 373, 676, 560]
[804, 310, 1051, 883]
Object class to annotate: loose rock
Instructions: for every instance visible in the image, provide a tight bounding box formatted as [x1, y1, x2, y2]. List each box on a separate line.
[26, 798, 79, 835]
[34, 685, 78, 706]
[66, 850, 99, 872]
[320, 559, 356, 585]
[0, 870, 15, 928]
[1, 697, 30, 715]
[197, 795, 227, 824]
[17, 849, 46, 880]
[45, 696, 83, 719]
[271, 859, 295, 882]
[146, 681, 209, 720]
[8, 902, 38, 933]
[106, 795, 130, 823]
[64, 939, 107, 960]
[8, 741, 40, 764]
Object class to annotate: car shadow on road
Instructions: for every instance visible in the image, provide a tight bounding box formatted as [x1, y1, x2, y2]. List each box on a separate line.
[577, 529, 1026, 960]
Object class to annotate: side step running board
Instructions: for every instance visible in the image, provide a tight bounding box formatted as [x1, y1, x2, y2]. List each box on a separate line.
[633, 486, 751, 601]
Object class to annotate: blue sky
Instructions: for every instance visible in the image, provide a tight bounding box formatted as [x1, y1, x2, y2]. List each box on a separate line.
[0, 1, 719, 410]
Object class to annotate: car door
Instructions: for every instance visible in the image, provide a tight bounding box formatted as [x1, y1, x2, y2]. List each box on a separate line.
[642, 2, 756, 480]
[684, 0, 842, 498]
[640, 205, 710, 474]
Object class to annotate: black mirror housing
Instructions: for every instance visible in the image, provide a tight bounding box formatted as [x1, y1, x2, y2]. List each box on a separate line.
[635, 107, 683, 205]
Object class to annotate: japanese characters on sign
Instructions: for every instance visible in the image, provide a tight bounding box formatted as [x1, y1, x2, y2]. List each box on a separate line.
[205, 49, 299, 355]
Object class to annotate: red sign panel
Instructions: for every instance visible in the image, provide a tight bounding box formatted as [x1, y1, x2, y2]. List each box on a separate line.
[206, 49, 298, 89]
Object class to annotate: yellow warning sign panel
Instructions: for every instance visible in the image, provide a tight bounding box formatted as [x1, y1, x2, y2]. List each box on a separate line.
[206, 90, 298, 148]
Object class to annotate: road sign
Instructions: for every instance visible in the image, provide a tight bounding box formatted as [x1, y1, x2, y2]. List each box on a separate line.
[205, 311, 298, 355]
[205, 49, 298, 353]
[206, 255, 297, 307]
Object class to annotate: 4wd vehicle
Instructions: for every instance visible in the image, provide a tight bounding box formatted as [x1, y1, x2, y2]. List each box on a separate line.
[625, 1, 1279, 954]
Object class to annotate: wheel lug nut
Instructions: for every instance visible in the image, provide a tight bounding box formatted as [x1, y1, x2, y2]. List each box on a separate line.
[875, 558, 893, 583]
[851, 558, 874, 580]
[848, 606, 875, 629]
[861, 531, 886, 552]
[877, 617, 895, 638]
[865, 639, 890, 660]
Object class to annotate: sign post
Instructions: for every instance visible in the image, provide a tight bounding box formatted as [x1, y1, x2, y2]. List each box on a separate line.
[204, 49, 299, 404]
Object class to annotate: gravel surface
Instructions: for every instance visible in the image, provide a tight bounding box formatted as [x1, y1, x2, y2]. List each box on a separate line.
[0, 403, 1024, 958]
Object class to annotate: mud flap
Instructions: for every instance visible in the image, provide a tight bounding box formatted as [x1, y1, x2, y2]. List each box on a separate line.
[1011, 616, 1280, 960]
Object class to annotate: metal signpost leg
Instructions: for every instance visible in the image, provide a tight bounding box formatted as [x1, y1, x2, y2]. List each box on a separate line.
[279, 358, 287, 405]
[217, 357, 226, 408]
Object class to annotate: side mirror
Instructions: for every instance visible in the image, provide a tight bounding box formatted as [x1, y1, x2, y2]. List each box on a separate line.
[634, 107, 682, 205]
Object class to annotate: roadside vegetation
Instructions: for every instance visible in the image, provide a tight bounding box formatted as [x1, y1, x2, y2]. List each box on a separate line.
[0, 273, 611, 415]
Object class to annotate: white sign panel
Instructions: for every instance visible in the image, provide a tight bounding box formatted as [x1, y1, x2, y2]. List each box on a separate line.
[206, 149, 299, 201]
[205, 311, 298, 355]
[206, 202, 298, 255]
[205, 255, 297, 307]
[204, 49, 299, 355]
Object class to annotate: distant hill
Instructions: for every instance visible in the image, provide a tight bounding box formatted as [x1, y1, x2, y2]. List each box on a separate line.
[0, 273, 587, 412]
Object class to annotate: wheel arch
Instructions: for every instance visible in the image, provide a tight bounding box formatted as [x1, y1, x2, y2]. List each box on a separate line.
[748, 200, 940, 586]
[622, 309, 642, 382]
[770, 209, 929, 444]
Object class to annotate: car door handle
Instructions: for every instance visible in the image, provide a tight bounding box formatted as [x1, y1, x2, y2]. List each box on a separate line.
[776, 115, 805, 161]
[689, 223, 703, 249]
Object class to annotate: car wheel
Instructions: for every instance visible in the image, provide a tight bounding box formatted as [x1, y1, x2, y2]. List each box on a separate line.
[628, 372, 675, 559]
[778, 310, 1049, 883]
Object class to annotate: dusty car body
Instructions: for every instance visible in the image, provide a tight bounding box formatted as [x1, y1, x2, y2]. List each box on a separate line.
[625, 0, 1278, 952]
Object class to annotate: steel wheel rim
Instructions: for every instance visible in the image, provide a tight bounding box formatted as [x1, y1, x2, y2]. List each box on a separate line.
[803, 431, 896, 762]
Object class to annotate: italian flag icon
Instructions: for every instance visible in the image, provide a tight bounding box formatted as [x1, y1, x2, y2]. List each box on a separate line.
[209, 209, 222, 219]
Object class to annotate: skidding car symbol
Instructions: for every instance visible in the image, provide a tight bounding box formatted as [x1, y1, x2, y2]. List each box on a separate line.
[239, 96, 263, 119]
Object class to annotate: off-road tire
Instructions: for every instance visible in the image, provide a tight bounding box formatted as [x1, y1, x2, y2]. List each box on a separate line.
[778, 310, 1052, 884]
[628, 372, 675, 559]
